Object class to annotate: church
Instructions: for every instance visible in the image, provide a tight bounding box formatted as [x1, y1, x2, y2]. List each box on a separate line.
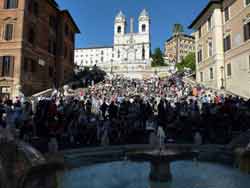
[74, 9, 151, 70]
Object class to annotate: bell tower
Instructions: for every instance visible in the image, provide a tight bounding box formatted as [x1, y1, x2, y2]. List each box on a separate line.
[114, 11, 126, 36]
[138, 9, 150, 33]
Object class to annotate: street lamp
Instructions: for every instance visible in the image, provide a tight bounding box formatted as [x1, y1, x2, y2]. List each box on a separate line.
[220, 66, 225, 90]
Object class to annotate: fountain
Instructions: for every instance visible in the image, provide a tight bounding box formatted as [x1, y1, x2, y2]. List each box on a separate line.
[59, 160, 250, 188]
[127, 148, 197, 182]
[0, 139, 64, 188]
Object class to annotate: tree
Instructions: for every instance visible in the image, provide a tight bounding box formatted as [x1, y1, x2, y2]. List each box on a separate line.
[176, 52, 196, 72]
[173, 24, 184, 35]
[151, 48, 165, 67]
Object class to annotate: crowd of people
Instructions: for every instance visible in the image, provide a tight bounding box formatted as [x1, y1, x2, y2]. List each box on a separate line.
[0, 74, 250, 153]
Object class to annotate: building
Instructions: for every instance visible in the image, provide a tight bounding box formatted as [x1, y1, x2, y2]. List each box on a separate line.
[75, 9, 151, 70]
[75, 46, 113, 67]
[0, 0, 80, 98]
[189, 0, 250, 98]
[164, 33, 195, 63]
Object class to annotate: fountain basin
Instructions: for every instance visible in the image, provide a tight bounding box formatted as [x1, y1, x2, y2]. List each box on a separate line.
[58, 160, 250, 188]
[127, 149, 198, 181]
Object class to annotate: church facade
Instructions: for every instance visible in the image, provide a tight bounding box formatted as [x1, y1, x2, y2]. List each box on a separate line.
[75, 10, 151, 69]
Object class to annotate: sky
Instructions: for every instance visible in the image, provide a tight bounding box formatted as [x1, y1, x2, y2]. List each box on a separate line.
[57, 0, 209, 50]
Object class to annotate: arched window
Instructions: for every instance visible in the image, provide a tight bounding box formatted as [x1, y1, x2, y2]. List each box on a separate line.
[117, 26, 122, 34]
[142, 24, 146, 32]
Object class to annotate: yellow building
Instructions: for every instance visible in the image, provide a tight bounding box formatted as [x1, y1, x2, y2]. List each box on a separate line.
[189, 0, 250, 98]
[164, 33, 195, 63]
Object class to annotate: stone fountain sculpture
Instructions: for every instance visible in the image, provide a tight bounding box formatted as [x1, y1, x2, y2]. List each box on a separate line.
[128, 146, 197, 182]
[0, 139, 64, 188]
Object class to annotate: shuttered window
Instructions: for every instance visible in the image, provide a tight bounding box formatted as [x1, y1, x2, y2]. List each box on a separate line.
[23, 58, 37, 73]
[4, 0, 18, 9]
[48, 39, 56, 55]
[0, 56, 14, 77]
[227, 63, 232, 76]
[210, 68, 214, 80]
[200, 72, 203, 82]
[244, 22, 250, 41]
[4, 24, 13, 41]
[224, 35, 231, 52]
[224, 7, 230, 22]
[197, 49, 202, 63]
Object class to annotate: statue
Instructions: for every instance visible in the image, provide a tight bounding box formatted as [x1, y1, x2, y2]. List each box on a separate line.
[157, 126, 166, 153]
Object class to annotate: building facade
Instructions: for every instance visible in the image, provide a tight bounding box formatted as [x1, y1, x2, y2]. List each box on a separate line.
[75, 9, 151, 69]
[75, 46, 113, 67]
[164, 33, 195, 63]
[0, 0, 80, 98]
[189, 0, 250, 98]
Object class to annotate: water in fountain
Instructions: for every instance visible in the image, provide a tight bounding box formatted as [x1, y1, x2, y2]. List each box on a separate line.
[58, 161, 250, 188]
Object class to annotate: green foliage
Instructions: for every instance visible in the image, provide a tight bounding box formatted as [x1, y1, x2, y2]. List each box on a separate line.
[173, 24, 184, 35]
[151, 48, 165, 67]
[176, 52, 196, 72]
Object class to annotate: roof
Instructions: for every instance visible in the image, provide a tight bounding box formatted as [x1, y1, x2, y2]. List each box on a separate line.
[75, 46, 113, 50]
[140, 9, 149, 17]
[46, 0, 80, 33]
[46, 0, 59, 9]
[61, 10, 80, 33]
[189, 0, 222, 29]
[166, 33, 195, 43]
[116, 11, 125, 18]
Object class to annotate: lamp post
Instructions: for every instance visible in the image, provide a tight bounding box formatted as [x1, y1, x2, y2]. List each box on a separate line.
[220, 66, 225, 90]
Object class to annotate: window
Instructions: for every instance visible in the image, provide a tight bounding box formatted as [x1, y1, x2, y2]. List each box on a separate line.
[4, 0, 18, 9]
[210, 68, 214, 80]
[227, 63, 232, 76]
[49, 66, 53, 77]
[117, 26, 121, 34]
[65, 24, 69, 36]
[48, 39, 56, 55]
[4, 24, 13, 41]
[33, 1, 39, 16]
[49, 16, 57, 31]
[224, 7, 230, 22]
[23, 58, 29, 72]
[224, 35, 231, 52]
[197, 49, 202, 63]
[28, 0, 39, 16]
[118, 50, 120, 58]
[200, 72, 203, 82]
[0, 56, 14, 77]
[142, 45, 145, 60]
[142, 24, 146, 32]
[208, 16, 212, 31]
[71, 32, 74, 41]
[246, 0, 250, 6]
[244, 22, 250, 41]
[208, 40, 213, 57]
[64, 45, 68, 58]
[28, 28, 35, 44]
[30, 59, 37, 73]
[198, 27, 202, 38]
